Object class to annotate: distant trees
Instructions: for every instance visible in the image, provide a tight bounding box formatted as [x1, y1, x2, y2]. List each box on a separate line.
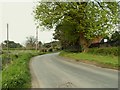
[1, 40, 23, 49]
[25, 36, 36, 49]
[25, 36, 43, 50]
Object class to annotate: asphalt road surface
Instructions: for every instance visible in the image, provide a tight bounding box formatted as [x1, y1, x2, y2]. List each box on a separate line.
[30, 53, 118, 88]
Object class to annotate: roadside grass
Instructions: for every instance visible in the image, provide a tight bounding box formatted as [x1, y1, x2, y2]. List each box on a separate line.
[60, 51, 119, 69]
[1, 51, 46, 89]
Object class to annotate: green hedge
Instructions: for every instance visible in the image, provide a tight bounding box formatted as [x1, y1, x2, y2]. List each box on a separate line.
[3, 48, 25, 50]
[88, 47, 118, 56]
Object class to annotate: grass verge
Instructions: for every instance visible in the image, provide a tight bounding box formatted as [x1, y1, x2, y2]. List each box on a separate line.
[60, 51, 119, 70]
[1, 51, 46, 89]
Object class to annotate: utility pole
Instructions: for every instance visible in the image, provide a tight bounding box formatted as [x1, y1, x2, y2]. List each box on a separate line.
[51, 38, 53, 52]
[7, 23, 9, 53]
[51, 39, 52, 48]
[7, 23, 9, 63]
[36, 29, 38, 51]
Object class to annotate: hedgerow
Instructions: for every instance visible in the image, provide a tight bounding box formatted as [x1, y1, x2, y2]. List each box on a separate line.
[88, 47, 118, 56]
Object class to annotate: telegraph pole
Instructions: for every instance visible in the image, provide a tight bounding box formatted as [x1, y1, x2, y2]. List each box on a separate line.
[7, 23, 9, 63]
[7, 24, 9, 52]
[36, 29, 38, 51]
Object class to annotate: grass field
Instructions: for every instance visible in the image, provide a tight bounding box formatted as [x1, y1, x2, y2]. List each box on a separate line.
[1, 50, 46, 89]
[60, 51, 119, 70]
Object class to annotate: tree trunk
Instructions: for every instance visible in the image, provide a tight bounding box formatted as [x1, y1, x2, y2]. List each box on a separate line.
[79, 32, 91, 52]
[79, 32, 103, 52]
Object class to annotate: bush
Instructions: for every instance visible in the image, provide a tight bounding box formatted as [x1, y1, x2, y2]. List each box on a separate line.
[88, 47, 118, 56]
[63, 45, 82, 52]
[48, 48, 53, 52]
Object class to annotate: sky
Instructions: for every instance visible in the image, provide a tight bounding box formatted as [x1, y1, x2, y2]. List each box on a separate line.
[0, 0, 119, 46]
[0, 0, 54, 46]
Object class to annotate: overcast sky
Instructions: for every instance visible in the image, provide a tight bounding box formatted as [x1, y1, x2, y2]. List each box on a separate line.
[0, 0, 54, 45]
[0, 0, 119, 46]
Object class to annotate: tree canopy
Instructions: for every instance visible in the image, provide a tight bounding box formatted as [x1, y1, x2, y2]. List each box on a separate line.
[34, 1, 119, 52]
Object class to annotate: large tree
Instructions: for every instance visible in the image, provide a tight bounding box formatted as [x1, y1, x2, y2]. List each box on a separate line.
[53, 20, 81, 51]
[34, 1, 119, 52]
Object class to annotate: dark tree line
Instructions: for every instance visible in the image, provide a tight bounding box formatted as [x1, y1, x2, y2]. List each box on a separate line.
[1, 40, 23, 49]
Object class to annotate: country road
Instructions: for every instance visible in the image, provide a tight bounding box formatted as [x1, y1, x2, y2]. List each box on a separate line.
[30, 53, 118, 88]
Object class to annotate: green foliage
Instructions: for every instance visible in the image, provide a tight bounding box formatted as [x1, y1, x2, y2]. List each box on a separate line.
[2, 52, 45, 89]
[2, 53, 31, 89]
[34, 2, 119, 37]
[53, 20, 80, 51]
[3, 48, 25, 50]
[88, 47, 118, 56]
[110, 31, 120, 42]
[54, 20, 79, 42]
[34, 2, 119, 52]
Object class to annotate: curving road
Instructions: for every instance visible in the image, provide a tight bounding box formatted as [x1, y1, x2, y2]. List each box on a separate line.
[30, 53, 118, 88]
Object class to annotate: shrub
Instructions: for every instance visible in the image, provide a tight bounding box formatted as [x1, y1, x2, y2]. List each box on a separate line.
[48, 48, 53, 52]
[88, 47, 118, 56]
